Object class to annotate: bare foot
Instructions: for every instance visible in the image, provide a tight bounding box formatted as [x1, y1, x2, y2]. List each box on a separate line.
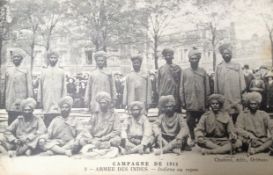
[25, 149, 32, 156]
[65, 150, 72, 157]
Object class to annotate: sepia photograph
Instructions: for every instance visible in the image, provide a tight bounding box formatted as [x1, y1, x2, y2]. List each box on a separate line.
[0, 0, 273, 174]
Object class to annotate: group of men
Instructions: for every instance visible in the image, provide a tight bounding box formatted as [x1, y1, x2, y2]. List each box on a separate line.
[2, 43, 273, 157]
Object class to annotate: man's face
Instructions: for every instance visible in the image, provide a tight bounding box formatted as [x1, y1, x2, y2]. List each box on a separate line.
[132, 59, 142, 72]
[210, 99, 221, 112]
[48, 55, 58, 66]
[12, 55, 23, 66]
[164, 102, 175, 116]
[22, 106, 33, 118]
[189, 55, 200, 67]
[130, 106, 142, 118]
[60, 103, 71, 118]
[99, 99, 109, 111]
[163, 52, 174, 62]
[96, 57, 105, 68]
[222, 49, 232, 63]
[249, 100, 259, 112]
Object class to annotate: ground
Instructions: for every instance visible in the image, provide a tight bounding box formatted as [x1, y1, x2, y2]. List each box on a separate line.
[0, 146, 273, 175]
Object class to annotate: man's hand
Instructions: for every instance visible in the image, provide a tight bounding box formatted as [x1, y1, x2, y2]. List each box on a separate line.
[14, 139, 22, 145]
[176, 138, 183, 148]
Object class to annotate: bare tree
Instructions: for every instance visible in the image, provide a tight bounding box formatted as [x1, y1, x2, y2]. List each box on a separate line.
[143, 0, 183, 69]
[189, 0, 233, 71]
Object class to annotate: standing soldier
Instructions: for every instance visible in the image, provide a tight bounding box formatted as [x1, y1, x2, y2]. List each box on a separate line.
[84, 51, 116, 113]
[4, 51, 33, 125]
[214, 43, 246, 104]
[38, 51, 67, 127]
[123, 56, 152, 109]
[158, 48, 182, 112]
[180, 47, 210, 145]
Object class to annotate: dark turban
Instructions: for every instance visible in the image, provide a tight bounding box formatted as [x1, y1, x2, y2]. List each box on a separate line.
[95, 91, 111, 103]
[129, 101, 144, 110]
[158, 95, 176, 109]
[58, 96, 73, 107]
[162, 48, 174, 56]
[131, 56, 143, 62]
[188, 47, 201, 58]
[218, 43, 232, 55]
[208, 94, 225, 106]
[21, 98, 37, 111]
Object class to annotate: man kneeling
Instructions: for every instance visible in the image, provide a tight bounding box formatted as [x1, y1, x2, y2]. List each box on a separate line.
[195, 94, 241, 155]
[236, 92, 273, 155]
[39, 96, 82, 156]
[153, 95, 189, 155]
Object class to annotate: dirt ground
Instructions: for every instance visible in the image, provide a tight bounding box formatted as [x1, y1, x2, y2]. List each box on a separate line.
[0, 146, 273, 175]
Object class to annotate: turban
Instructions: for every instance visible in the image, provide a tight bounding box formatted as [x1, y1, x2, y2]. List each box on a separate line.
[218, 43, 232, 55]
[94, 51, 107, 59]
[162, 48, 174, 56]
[58, 96, 73, 107]
[129, 101, 144, 110]
[20, 98, 37, 111]
[12, 49, 25, 59]
[131, 56, 143, 62]
[158, 95, 176, 109]
[188, 47, 201, 58]
[47, 51, 59, 58]
[244, 92, 262, 104]
[95, 91, 111, 103]
[208, 94, 225, 106]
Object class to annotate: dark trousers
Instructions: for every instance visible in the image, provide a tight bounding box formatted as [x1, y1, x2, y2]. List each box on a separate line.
[186, 111, 204, 140]
[43, 113, 59, 128]
[7, 111, 21, 125]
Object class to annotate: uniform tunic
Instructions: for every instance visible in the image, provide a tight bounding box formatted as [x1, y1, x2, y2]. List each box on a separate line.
[158, 64, 182, 107]
[154, 113, 189, 142]
[5, 67, 33, 111]
[80, 111, 120, 142]
[5, 115, 46, 149]
[122, 114, 152, 146]
[214, 61, 246, 103]
[180, 67, 210, 111]
[123, 71, 152, 107]
[44, 116, 82, 149]
[84, 69, 116, 112]
[38, 67, 67, 114]
[195, 111, 235, 144]
[236, 110, 273, 142]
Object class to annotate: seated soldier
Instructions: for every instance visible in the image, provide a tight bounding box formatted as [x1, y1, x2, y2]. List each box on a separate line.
[236, 92, 273, 155]
[195, 94, 241, 155]
[121, 101, 153, 154]
[79, 92, 121, 158]
[39, 96, 82, 156]
[153, 95, 189, 155]
[4, 98, 46, 156]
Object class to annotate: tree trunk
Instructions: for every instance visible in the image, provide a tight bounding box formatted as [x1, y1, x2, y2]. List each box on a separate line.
[30, 33, 36, 73]
[154, 34, 158, 70]
[270, 34, 273, 67]
[44, 28, 53, 66]
[213, 48, 216, 71]
[212, 35, 216, 71]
